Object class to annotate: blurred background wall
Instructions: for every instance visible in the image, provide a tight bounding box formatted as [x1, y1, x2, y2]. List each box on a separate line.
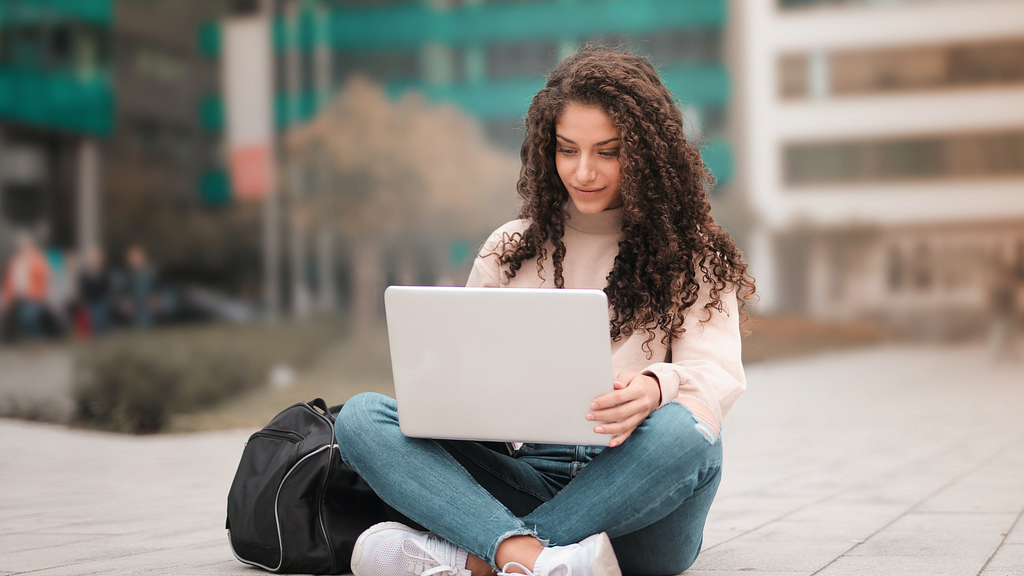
[0, 0, 1021, 335]
[731, 0, 1024, 338]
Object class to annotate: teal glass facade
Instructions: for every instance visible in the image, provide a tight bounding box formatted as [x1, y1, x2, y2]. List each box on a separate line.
[0, 0, 115, 135]
[206, 0, 734, 183]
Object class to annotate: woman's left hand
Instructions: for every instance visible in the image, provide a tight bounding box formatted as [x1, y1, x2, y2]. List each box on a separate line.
[587, 372, 661, 447]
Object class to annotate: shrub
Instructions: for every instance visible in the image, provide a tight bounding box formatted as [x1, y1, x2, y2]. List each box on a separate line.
[73, 319, 339, 433]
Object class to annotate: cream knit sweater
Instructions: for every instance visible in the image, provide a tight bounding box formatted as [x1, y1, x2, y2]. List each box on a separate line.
[466, 202, 746, 431]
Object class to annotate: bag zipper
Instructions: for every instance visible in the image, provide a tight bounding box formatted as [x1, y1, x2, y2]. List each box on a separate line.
[273, 444, 332, 571]
[248, 428, 304, 446]
[317, 443, 340, 571]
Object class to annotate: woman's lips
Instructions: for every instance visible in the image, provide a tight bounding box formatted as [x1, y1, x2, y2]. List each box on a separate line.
[574, 187, 604, 195]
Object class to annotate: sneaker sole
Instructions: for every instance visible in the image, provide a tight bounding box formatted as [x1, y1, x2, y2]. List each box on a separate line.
[579, 532, 622, 576]
[350, 521, 427, 576]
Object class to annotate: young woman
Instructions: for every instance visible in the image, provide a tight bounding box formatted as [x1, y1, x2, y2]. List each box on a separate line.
[334, 45, 755, 576]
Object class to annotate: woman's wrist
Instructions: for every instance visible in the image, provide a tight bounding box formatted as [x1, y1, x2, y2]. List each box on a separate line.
[643, 374, 662, 411]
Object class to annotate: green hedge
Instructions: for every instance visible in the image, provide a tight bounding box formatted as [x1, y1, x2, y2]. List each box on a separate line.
[73, 319, 340, 433]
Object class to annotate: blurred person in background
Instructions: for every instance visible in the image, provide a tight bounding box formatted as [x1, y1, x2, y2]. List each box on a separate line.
[78, 245, 114, 337]
[335, 46, 755, 576]
[1, 233, 51, 344]
[121, 245, 157, 328]
[44, 247, 76, 337]
[989, 258, 1021, 362]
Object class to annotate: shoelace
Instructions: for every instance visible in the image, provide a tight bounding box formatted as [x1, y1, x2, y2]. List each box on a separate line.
[402, 534, 463, 576]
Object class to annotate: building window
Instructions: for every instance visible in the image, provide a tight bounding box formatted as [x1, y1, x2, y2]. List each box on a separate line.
[699, 104, 727, 137]
[911, 243, 932, 290]
[332, 49, 420, 84]
[133, 47, 187, 84]
[0, 22, 110, 73]
[780, 38, 1024, 99]
[583, 29, 723, 68]
[335, 0, 419, 8]
[127, 117, 194, 169]
[779, 54, 809, 99]
[0, 26, 45, 68]
[949, 40, 1024, 85]
[135, 0, 186, 15]
[779, 0, 971, 9]
[484, 117, 526, 152]
[633, 28, 723, 65]
[887, 246, 904, 290]
[785, 131, 1024, 185]
[486, 40, 558, 80]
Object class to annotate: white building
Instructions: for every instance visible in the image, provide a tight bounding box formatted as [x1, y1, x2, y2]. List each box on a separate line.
[730, 0, 1024, 332]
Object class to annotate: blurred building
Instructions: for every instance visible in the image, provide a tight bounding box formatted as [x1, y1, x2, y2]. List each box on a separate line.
[3, 0, 737, 312]
[208, 0, 739, 314]
[733, 0, 1024, 332]
[245, 0, 734, 183]
[0, 0, 113, 257]
[0, 0, 260, 293]
[105, 0, 254, 285]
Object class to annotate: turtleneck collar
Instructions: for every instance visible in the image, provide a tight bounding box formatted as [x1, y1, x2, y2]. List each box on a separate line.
[564, 201, 624, 236]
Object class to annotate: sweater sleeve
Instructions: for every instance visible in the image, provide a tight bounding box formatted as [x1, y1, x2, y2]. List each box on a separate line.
[641, 278, 746, 435]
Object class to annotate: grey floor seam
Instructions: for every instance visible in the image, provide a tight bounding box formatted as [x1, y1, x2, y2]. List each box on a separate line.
[975, 505, 1024, 576]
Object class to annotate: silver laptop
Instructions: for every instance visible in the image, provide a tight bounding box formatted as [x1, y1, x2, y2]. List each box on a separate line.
[384, 285, 614, 446]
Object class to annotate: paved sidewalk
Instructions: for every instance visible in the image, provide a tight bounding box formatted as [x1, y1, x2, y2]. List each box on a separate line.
[0, 346, 74, 424]
[1, 343, 1022, 575]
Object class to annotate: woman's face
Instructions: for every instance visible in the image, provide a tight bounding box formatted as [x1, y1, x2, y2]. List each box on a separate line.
[554, 103, 623, 213]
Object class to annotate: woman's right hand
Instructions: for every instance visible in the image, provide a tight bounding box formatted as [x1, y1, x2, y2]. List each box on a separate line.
[586, 371, 661, 447]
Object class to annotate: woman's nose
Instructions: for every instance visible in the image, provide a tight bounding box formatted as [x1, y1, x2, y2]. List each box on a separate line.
[576, 154, 597, 183]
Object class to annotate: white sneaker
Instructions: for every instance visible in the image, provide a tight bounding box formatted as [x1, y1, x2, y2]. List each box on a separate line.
[499, 532, 621, 576]
[351, 521, 472, 576]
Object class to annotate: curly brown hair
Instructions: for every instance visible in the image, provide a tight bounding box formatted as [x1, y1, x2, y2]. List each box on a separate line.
[493, 44, 756, 348]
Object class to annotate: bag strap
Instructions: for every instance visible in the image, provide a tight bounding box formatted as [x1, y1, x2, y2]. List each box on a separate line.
[308, 398, 330, 418]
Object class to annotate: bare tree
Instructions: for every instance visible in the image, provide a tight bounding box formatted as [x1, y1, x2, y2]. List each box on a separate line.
[286, 76, 520, 334]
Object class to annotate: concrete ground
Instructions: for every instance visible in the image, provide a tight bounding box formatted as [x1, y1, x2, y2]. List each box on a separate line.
[0, 345, 74, 424]
[1, 342, 1022, 575]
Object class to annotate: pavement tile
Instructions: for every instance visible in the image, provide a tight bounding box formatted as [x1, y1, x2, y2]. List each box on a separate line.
[9, 540, 236, 576]
[195, 558, 252, 569]
[0, 532, 107, 553]
[1005, 521, 1024, 545]
[700, 515, 778, 551]
[0, 541, 166, 572]
[5, 343, 1024, 575]
[783, 502, 903, 530]
[914, 447, 1024, 514]
[0, 514, 96, 536]
[689, 540, 850, 573]
[814, 555, 988, 575]
[830, 464, 972, 507]
[734, 518, 878, 547]
[884, 511, 1020, 535]
[704, 494, 805, 519]
[845, 527, 1003, 560]
[983, 542, 1024, 573]
[683, 572, 807, 576]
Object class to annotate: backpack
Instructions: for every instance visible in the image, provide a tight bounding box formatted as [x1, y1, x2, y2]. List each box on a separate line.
[226, 398, 388, 574]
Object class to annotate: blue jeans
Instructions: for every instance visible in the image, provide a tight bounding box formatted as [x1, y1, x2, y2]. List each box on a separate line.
[13, 300, 43, 341]
[85, 301, 111, 335]
[335, 393, 723, 576]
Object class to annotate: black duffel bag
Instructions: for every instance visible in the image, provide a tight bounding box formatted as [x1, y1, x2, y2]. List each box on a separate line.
[226, 398, 388, 574]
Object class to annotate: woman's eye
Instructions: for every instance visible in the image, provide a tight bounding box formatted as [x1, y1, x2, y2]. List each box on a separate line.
[557, 148, 576, 155]
[600, 149, 620, 158]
